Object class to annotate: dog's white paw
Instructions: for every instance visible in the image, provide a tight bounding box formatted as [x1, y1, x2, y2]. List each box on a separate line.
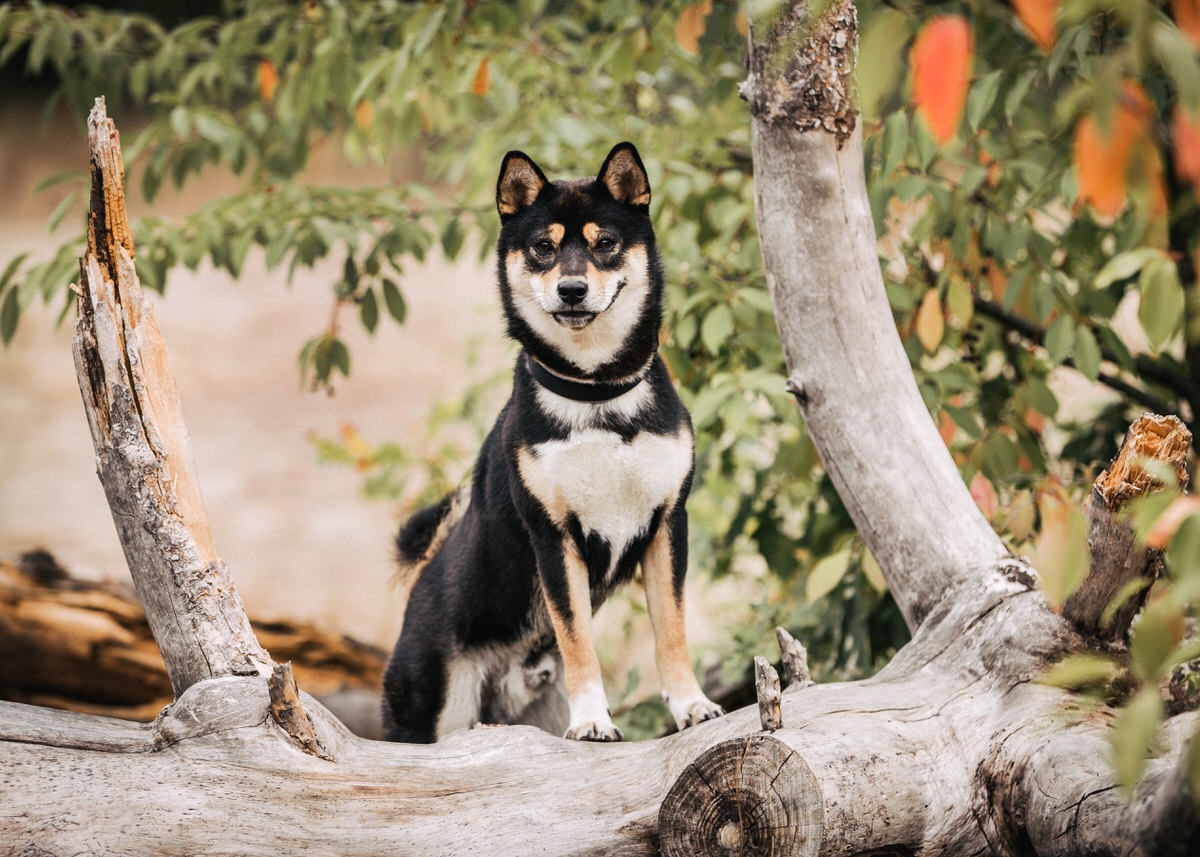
[667, 694, 725, 731]
[564, 719, 624, 742]
[564, 683, 623, 742]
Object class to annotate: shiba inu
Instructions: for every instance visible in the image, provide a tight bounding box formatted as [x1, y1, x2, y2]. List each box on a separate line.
[381, 143, 724, 743]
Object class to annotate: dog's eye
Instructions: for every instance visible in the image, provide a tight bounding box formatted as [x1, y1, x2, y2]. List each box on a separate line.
[531, 239, 555, 256]
[594, 237, 618, 253]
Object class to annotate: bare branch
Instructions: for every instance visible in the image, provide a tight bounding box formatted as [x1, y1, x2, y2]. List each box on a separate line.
[71, 97, 271, 695]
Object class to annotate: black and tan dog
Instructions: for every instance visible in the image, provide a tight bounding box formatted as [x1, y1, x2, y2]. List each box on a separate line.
[381, 143, 724, 743]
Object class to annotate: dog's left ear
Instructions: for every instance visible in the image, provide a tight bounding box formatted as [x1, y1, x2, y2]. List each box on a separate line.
[597, 142, 650, 208]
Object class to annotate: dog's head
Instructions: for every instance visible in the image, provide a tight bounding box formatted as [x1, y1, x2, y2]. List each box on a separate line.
[495, 142, 663, 382]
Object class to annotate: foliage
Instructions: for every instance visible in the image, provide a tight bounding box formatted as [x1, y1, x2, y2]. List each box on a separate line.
[2, 0, 1200, 763]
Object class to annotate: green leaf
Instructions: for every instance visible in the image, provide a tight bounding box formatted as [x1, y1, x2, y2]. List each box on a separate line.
[1004, 69, 1037, 125]
[360, 287, 379, 334]
[881, 110, 909, 178]
[1094, 247, 1160, 289]
[382, 278, 407, 324]
[46, 189, 81, 234]
[1039, 653, 1121, 690]
[441, 217, 465, 260]
[1044, 314, 1074, 365]
[966, 70, 1003, 132]
[1111, 687, 1163, 793]
[856, 8, 907, 118]
[1138, 257, 1184, 352]
[0, 253, 28, 293]
[32, 169, 85, 194]
[806, 548, 851, 603]
[330, 338, 351, 378]
[700, 303, 733, 356]
[1072, 326, 1101, 381]
[0, 286, 18, 345]
[1129, 598, 1185, 684]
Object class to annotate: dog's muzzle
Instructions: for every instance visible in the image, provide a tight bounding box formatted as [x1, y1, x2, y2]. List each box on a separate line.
[552, 278, 597, 329]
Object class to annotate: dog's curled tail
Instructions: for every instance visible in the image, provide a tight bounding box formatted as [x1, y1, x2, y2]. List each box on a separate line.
[393, 483, 470, 591]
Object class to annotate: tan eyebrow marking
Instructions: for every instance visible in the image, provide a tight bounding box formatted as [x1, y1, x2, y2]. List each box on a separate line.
[547, 223, 565, 245]
[582, 223, 600, 244]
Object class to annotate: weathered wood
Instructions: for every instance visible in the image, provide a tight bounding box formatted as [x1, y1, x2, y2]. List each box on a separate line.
[659, 735, 822, 857]
[753, 656, 782, 732]
[72, 97, 271, 694]
[745, 0, 1010, 633]
[267, 662, 334, 760]
[1064, 413, 1193, 641]
[776, 625, 812, 689]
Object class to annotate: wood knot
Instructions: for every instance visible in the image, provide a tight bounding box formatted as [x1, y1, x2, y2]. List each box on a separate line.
[659, 735, 822, 856]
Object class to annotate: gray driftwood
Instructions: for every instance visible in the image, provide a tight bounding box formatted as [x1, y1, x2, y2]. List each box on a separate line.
[2, 2, 1199, 852]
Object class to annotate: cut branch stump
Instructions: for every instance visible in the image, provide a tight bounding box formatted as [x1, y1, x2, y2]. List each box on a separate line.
[1065, 413, 1192, 642]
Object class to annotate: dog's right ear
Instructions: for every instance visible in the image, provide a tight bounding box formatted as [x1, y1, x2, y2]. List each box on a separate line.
[497, 152, 547, 219]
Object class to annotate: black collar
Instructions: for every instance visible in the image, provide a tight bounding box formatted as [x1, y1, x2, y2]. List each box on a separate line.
[526, 356, 650, 403]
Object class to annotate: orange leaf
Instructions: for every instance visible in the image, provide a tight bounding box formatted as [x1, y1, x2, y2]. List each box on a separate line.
[938, 411, 957, 446]
[675, 1, 712, 56]
[354, 100, 375, 130]
[914, 288, 945, 353]
[471, 56, 490, 97]
[970, 473, 999, 521]
[257, 58, 279, 104]
[1146, 495, 1200, 549]
[911, 16, 973, 144]
[1011, 0, 1058, 49]
[1073, 82, 1152, 219]
[1173, 105, 1200, 196]
[1174, 0, 1200, 50]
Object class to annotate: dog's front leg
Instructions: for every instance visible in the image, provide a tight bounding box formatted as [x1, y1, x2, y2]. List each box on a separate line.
[531, 529, 622, 742]
[643, 505, 725, 731]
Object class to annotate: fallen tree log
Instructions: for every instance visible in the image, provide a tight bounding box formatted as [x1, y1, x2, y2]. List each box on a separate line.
[0, 552, 387, 735]
[2, 1, 1199, 853]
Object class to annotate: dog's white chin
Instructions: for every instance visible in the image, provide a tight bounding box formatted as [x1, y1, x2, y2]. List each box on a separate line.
[553, 312, 597, 330]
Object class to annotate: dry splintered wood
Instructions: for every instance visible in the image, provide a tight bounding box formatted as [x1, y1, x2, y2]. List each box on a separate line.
[1064, 414, 1193, 641]
[776, 626, 812, 688]
[72, 96, 271, 695]
[753, 656, 782, 732]
[268, 662, 333, 760]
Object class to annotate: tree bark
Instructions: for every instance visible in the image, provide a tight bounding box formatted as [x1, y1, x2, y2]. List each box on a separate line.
[744, 0, 1009, 633]
[2, 9, 1199, 855]
[72, 99, 271, 696]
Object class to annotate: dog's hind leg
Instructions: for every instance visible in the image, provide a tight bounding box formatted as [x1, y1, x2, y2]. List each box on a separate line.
[643, 505, 725, 730]
[381, 640, 447, 744]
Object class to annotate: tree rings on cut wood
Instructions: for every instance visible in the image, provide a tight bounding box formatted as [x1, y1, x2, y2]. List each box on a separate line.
[659, 734, 822, 857]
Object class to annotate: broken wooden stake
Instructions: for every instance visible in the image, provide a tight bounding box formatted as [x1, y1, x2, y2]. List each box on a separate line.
[754, 656, 782, 732]
[776, 626, 813, 689]
[267, 662, 333, 761]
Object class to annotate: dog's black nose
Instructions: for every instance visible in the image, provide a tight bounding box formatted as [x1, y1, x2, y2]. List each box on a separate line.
[557, 279, 588, 306]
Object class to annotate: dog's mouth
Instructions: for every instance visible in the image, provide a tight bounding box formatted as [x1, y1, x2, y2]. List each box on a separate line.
[552, 311, 598, 330]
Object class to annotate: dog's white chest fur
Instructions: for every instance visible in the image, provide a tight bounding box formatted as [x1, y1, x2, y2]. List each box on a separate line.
[518, 427, 691, 558]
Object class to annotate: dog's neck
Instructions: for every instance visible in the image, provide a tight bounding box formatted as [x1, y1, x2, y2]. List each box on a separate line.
[526, 354, 651, 403]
